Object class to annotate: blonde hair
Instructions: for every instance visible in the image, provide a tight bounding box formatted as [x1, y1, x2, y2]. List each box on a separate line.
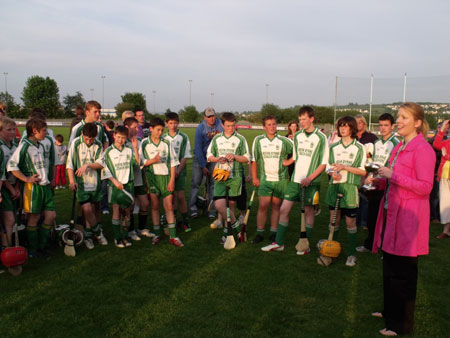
[354, 114, 368, 126]
[0, 116, 16, 131]
[121, 110, 134, 121]
[399, 102, 429, 137]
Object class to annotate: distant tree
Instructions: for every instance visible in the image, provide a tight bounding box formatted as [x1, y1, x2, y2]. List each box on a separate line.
[22, 75, 61, 118]
[62, 91, 85, 118]
[0, 92, 22, 118]
[179, 105, 201, 122]
[115, 92, 149, 117]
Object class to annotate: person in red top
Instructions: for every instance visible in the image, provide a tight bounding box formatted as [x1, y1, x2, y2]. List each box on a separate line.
[432, 119, 450, 238]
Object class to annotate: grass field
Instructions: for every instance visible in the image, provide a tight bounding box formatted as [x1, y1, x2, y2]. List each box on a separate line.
[1, 127, 449, 338]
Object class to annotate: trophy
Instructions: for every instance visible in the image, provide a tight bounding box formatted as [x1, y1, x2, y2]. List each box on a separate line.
[362, 162, 381, 190]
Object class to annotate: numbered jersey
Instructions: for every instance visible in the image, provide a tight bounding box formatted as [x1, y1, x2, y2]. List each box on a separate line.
[252, 133, 292, 182]
[66, 136, 103, 192]
[0, 138, 17, 184]
[328, 138, 366, 185]
[7, 138, 51, 186]
[101, 144, 137, 185]
[292, 128, 329, 184]
[372, 135, 400, 167]
[206, 132, 250, 178]
[140, 137, 179, 176]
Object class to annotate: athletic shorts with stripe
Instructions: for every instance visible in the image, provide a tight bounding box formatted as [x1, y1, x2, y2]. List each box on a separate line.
[147, 173, 172, 198]
[258, 179, 289, 199]
[109, 182, 134, 205]
[23, 183, 55, 214]
[325, 182, 359, 209]
[283, 181, 320, 205]
[77, 187, 102, 205]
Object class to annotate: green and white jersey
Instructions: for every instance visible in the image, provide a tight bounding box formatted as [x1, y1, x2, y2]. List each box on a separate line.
[41, 135, 57, 180]
[66, 136, 103, 192]
[292, 128, 329, 184]
[140, 137, 179, 176]
[7, 138, 51, 186]
[328, 138, 366, 185]
[163, 130, 192, 162]
[0, 147, 5, 182]
[125, 138, 144, 187]
[251, 133, 292, 182]
[101, 144, 137, 185]
[68, 119, 107, 147]
[20, 128, 55, 143]
[0, 138, 18, 184]
[372, 134, 400, 167]
[206, 132, 250, 178]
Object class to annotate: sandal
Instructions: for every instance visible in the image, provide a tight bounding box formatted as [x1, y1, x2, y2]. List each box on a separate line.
[379, 328, 398, 336]
[372, 312, 383, 318]
[436, 232, 450, 239]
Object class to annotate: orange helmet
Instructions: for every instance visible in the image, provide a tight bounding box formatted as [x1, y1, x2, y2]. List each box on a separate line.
[320, 240, 341, 258]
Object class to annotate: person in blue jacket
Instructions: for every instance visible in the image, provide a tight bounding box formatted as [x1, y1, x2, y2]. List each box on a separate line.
[188, 107, 223, 219]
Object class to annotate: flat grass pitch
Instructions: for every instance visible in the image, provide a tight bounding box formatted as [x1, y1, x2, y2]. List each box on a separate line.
[1, 127, 449, 338]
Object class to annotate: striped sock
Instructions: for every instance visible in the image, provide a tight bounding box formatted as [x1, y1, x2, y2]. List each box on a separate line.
[168, 223, 176, 238]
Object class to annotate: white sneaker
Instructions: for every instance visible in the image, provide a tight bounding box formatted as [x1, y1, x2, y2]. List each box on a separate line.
[102, 210, 110, 215]
[128, 230, 141, 241]
[296, 247, 310, 255]
[133, 205, 140, 215]
[122, 239, 132, 247]
[138, 229, 155, 238]
[96, 232, 108, 245]
[346, 255, 357, 267]
[356, 246, 370, 253]
[84, 238, 94, 250]
[114, 239, 125, 248]
[210, 219, 223, 229]
[261, 242, 284, 252]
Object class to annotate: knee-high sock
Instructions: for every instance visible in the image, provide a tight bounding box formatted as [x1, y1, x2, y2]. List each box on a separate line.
[276, 222, 288, 245]
[38, 223, 52, 249]
[27, 226, 39, 251]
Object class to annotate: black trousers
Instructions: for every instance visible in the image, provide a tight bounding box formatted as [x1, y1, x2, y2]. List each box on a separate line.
[382, 251, 418, 334]
[363, 190, 384, 250]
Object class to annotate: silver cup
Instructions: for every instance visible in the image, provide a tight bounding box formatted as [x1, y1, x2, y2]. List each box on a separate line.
[362, 162, 381, 190]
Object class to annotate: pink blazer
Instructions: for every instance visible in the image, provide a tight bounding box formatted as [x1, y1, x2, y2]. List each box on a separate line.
[372, 133, 435, 257]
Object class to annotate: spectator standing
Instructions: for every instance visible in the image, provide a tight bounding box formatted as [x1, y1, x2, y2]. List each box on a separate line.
[135, 110, 151, 139]
[188, 107, 223, 219]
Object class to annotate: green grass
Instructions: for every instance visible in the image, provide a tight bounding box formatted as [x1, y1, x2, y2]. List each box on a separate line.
[1, 127, 449, 337]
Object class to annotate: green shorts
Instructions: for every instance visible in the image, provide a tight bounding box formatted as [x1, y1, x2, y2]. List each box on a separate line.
[134, 184, 147, 196]
[0, 188, 16, 212]
[23, 183, 55, 214]
[213, 176, 242, 198]
[325, 183, 359, 209]
[284, 181, 320, 205]
[109, 182, 134, 206]
[77, 187, 102, 205]
[258, 179, 289, 199]
[175, 170, 186, 191]
[147, 173, 172, 198]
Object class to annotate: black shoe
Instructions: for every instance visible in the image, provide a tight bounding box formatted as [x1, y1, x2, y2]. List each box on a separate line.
[269, 233, 276, 243]
[252, 234, 264, 244]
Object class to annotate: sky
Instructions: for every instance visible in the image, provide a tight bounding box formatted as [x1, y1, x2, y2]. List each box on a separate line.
[2, 0, 450, 112]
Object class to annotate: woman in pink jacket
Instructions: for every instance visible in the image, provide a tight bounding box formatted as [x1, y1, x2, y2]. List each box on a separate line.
[371, 102, 435, 336]
[432, 119, 450, 238]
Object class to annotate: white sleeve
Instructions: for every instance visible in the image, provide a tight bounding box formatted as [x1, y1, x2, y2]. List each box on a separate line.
[170, 143, 180, 167]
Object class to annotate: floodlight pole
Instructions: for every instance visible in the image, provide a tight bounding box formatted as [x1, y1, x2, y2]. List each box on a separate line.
[403, 72, 407, 103]
[101, 75, 106, 109]
[189, 80, 192, 106]
[3, 72, 8, 96]
[265, 84, 269, 103]
[369, 74, 374, 132]
[152, 90, 156, 114]
[333, 76, 338, 131]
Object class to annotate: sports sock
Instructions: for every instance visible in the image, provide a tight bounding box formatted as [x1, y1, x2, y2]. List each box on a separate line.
[153, 225, 161, 236]
[306, 224, 314, 238]
[38, 224, 52, 249]
[331, 225, 339, 241]
[276, 222, 288, 245]
[84, 228, 93, 239]
[112, 219, 120, 240]
[129, 215, 135, 231]
[347, 228, 357, 256]
[27, 226, 39, 252]
[92, 223, 101, 236]
[269, 227, 277, 237]
[168, 223, 176, 238]
[138, 212, 147, 230]
[256, 228, 265, 236]
[232, 220, 241, 233]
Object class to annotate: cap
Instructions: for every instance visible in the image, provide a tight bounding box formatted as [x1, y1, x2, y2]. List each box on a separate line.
[204, 107, 216, 117]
